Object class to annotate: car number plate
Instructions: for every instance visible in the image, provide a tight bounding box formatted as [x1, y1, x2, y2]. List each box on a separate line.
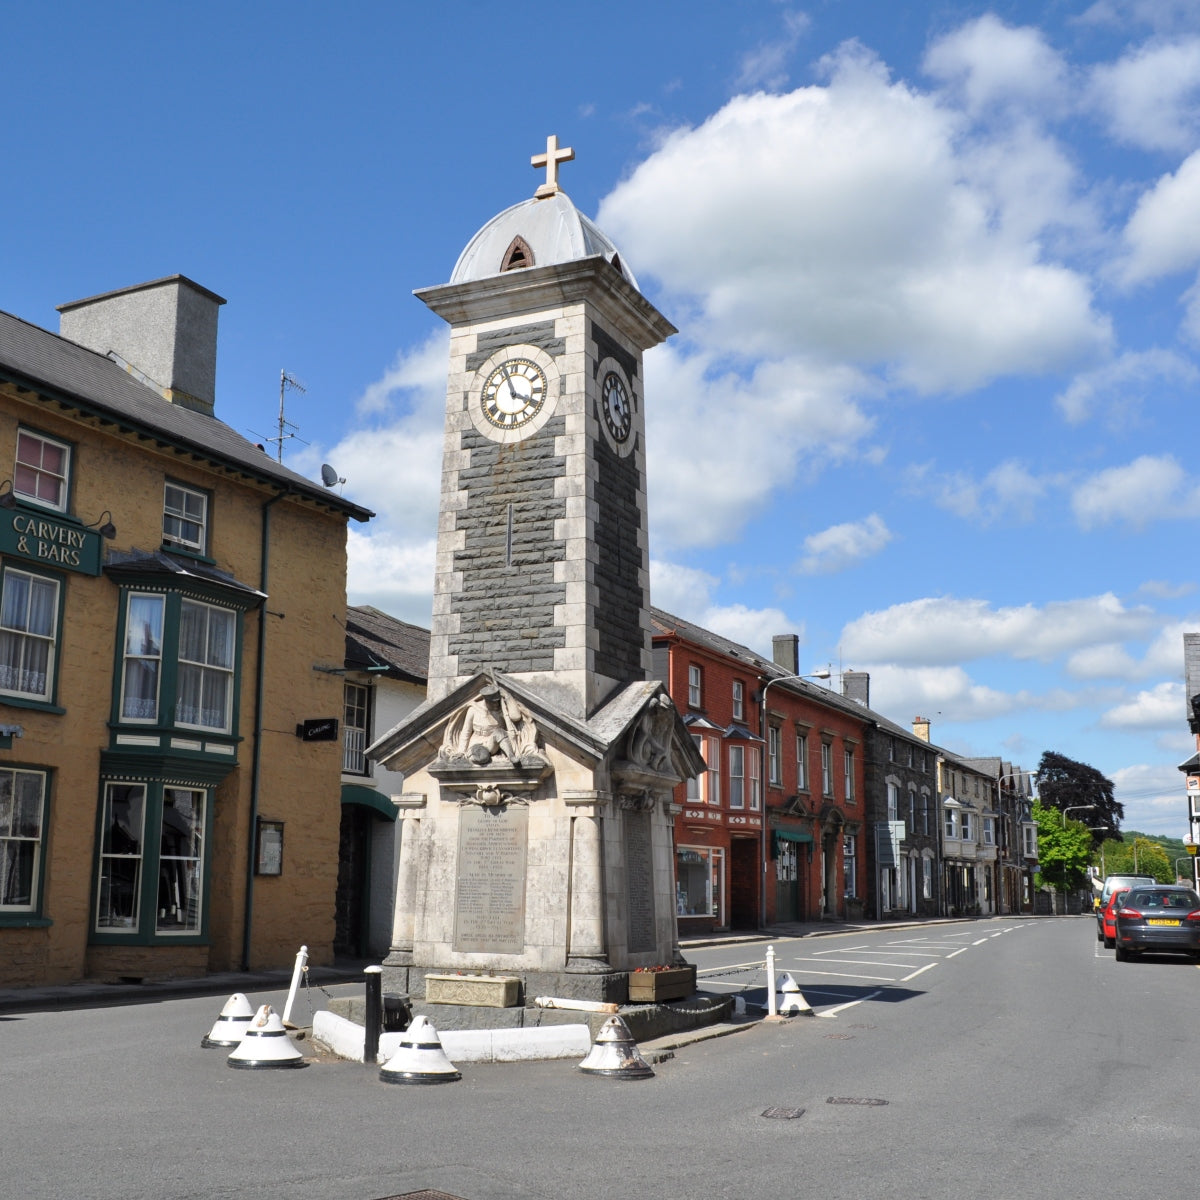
[1147, 918, 1181, 926]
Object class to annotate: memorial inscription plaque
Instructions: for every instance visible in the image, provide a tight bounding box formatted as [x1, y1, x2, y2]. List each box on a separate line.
[453, 804, 528, 954]
[624, 808, 655, 953]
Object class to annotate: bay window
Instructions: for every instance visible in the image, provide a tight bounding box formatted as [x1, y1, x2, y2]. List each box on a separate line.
[0, 767, 48, 915]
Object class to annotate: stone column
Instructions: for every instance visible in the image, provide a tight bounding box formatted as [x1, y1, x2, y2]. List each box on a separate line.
[384, 794, 426, 968]
[565, 791, 609, 972]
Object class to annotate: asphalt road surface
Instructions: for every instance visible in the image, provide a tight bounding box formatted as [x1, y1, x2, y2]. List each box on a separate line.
[5, 917, 1195, 1199]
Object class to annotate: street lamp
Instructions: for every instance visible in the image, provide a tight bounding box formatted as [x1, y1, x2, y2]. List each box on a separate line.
[756, 668, 832, 928]
[1061, 804, 1095, 827]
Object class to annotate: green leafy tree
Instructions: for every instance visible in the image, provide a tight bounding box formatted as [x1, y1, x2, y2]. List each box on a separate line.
[1096, 836, 1173, 883]
[1034, 801, 1094, 891]
[1036, 750, 1122, 840]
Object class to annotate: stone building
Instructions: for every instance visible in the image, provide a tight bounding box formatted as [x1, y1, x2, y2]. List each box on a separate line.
[0, 275, 371, 986]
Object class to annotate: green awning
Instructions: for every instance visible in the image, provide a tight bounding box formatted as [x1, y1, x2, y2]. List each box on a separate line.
[340, 783, 398, 821]
[771, 828, 814, 857]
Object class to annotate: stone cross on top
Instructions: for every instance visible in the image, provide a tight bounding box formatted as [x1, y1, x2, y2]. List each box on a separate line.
[532, 134, 574, 199]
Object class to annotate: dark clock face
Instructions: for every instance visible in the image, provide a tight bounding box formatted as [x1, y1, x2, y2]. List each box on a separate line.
[602, 371, 632, 442]
[481, 358, 548, 429]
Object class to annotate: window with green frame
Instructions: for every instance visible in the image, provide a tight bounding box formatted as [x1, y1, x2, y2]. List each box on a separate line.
[0, 766, 49, 918]
[0, 563, 62, 705]
[93, 781, 210, 940]
[116, 591, 239, 733]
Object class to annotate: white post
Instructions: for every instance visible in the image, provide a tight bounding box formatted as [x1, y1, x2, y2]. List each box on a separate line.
[282, 944, 308, 1027]
[766, 944, 778, 1017]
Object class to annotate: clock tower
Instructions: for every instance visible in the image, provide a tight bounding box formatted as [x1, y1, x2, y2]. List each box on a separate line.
[417, 135, 676, 720]
[372, 139, 702, 1006]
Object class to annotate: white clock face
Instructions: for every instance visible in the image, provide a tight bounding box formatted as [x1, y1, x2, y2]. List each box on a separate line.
[481, 358, 547, 429]
[602, 371, 632, 442]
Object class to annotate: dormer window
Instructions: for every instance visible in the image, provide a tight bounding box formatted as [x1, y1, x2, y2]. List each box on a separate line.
[501, 236, 534, 272]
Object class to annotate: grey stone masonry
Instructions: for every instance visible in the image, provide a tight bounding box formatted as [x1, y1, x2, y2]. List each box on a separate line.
[466, 320, 565, 375]
[448, 416, 568, 674]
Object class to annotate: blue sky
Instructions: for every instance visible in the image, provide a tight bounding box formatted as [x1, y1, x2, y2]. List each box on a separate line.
[4, 1, 1200, 836]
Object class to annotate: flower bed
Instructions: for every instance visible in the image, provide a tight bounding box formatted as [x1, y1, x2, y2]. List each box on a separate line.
[627, 964, 696, 1003]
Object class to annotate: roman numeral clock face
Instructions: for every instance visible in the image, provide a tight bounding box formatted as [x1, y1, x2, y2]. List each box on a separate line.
[480, 358, 547, 429]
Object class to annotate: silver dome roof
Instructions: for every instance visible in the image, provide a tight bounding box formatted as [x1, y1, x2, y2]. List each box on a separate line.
[450, 190, 638, 289]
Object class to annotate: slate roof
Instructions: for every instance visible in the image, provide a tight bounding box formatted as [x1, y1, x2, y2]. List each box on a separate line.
[345, 605, 431, 684]
[0, 306, 373, 523]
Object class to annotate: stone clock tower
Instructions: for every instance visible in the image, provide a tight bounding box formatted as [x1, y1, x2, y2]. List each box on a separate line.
[418, 135, 675, 720]
[372, 138, 703, 1007]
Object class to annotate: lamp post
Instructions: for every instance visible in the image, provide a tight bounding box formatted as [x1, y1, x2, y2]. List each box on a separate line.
[756, 668, 832, 929]
[1061, 804, 1095, 826]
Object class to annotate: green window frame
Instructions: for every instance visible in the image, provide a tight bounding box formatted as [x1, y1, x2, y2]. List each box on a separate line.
[92, 780, 211, 942]
[0, 562, 63, 707]
[115, 590, 240, 735]
[0, 766, 50, 921]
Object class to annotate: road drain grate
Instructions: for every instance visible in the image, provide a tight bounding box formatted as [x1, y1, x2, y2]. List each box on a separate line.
[762, 1106, 806, 1120]
[827, 1097, 889, 1106]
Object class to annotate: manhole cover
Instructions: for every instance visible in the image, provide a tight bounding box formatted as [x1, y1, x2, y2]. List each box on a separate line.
[375, 1192, 467, 1200]
[761, 1106, 806, 1120]
[827, 1097, 889, 1106]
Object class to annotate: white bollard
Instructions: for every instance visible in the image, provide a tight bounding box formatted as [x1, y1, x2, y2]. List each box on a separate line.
[282, 944, 308, 1027]
[766, 945, 778, 1017]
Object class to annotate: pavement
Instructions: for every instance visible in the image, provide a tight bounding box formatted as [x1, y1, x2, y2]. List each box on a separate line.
[0, 913, 1024, 1017]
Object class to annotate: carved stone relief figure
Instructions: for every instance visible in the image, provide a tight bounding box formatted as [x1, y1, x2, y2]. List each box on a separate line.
[625, 693, 674, 773]
[438, 683, 547, 768]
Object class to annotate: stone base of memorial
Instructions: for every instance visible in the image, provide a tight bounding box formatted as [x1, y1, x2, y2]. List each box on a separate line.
[426, 973, 521, 1008]
[627, 965, 696, 1003]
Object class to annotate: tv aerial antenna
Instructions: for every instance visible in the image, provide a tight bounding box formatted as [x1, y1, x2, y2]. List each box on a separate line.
[254, 370, 310, 463]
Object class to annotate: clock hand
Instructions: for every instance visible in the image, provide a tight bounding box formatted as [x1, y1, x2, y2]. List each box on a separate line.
[499, 361, 519, 401]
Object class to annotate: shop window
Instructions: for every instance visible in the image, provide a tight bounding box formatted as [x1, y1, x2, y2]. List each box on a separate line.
[0, 767, 48, 914]
[0, 565, 60, 703]
[922, 855, 933, 900]
[118, 592, 237, 734]
[162, 482, 209, 554]
[94, 782, 209, 939]
[13, 428, 70, 511]
[843, 834, 857, 899]
[676, 845, 724, 921]
[343, 683, 370, 774]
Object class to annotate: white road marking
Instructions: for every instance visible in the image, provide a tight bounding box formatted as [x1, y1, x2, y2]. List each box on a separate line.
[947, 947, 969, 958]
[972, 938, 989, 945]
[819, 988, 884, 1017]
[783, 967, 902, 982]
[794, 956, 932, 970]
[901, 962, 938, 983]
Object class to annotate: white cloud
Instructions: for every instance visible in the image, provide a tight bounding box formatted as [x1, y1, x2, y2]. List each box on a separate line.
[923, 15, 1070, 118]
[650, 558, 800, 656]
[840, 594, 1159, 667]
[1120, 150, 1200, 284]
[1065, 616, 1200, 680]
[597, 43, 1110, 396]
[1055, 348, 1199, 424]
[644, 344, 875, 550]
[1111, 763, 1192, 837]
[346, 528, 437, 627]
[908, 458, 1051, 523]
[1089, 37, 1200, 153]
[857, 663, 1034, 723]
[1138, 580, 1197, 599]
[797, 514, 892, 575]
[1071, 454, 1200, 528]
[736, 9, 810, 90]
[1101, 681, 1185, 729]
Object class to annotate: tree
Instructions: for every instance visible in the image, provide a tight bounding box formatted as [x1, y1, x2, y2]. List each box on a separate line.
[1096, 836, 1173, 883]
[1033, 801, 1094, 892]
[1036, 750, 1122, 841]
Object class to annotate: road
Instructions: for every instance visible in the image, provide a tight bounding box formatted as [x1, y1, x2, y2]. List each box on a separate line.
[5, 917, 1195, 1199]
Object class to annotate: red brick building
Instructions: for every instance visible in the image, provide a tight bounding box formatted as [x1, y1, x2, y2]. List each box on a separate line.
[652, 610, 869, 933]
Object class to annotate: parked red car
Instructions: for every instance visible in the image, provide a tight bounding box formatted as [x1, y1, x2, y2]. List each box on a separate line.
[1099, 887, 1131, 949]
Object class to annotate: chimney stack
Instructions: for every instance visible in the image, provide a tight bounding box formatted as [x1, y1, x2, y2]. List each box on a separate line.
[842, 670, 869, 706]
[772, 634, 799, 675]
[58, 275, 225, 417]
[912, 716, 931, 743]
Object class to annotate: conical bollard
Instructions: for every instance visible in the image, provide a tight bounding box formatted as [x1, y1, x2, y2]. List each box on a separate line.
[201, 992, 255, 1048]
[379, 1015, 461, 1084]
[775, 972, 813, 1016]
[227, 1005, 308, 1069]
[578, 1015, 654, 1080]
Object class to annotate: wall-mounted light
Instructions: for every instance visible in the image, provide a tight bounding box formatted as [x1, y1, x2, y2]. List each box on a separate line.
[86, 510, 118, 540]
[0, 480, 17, 510]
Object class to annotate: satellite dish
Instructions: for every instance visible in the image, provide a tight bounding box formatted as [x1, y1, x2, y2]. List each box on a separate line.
[320, 463, 344, 489]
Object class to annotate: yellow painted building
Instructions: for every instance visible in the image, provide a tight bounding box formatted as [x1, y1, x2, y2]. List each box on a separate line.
[0, 275, 371, 986]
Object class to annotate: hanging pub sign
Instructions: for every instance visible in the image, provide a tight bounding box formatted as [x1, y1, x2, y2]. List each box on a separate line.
[295, 717, 339, 742]
[1186, 774, 1200, 796]
[0, 511, 102, 575]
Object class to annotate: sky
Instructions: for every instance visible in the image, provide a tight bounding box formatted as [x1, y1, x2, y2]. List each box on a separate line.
[3, 0, 1200, 837]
